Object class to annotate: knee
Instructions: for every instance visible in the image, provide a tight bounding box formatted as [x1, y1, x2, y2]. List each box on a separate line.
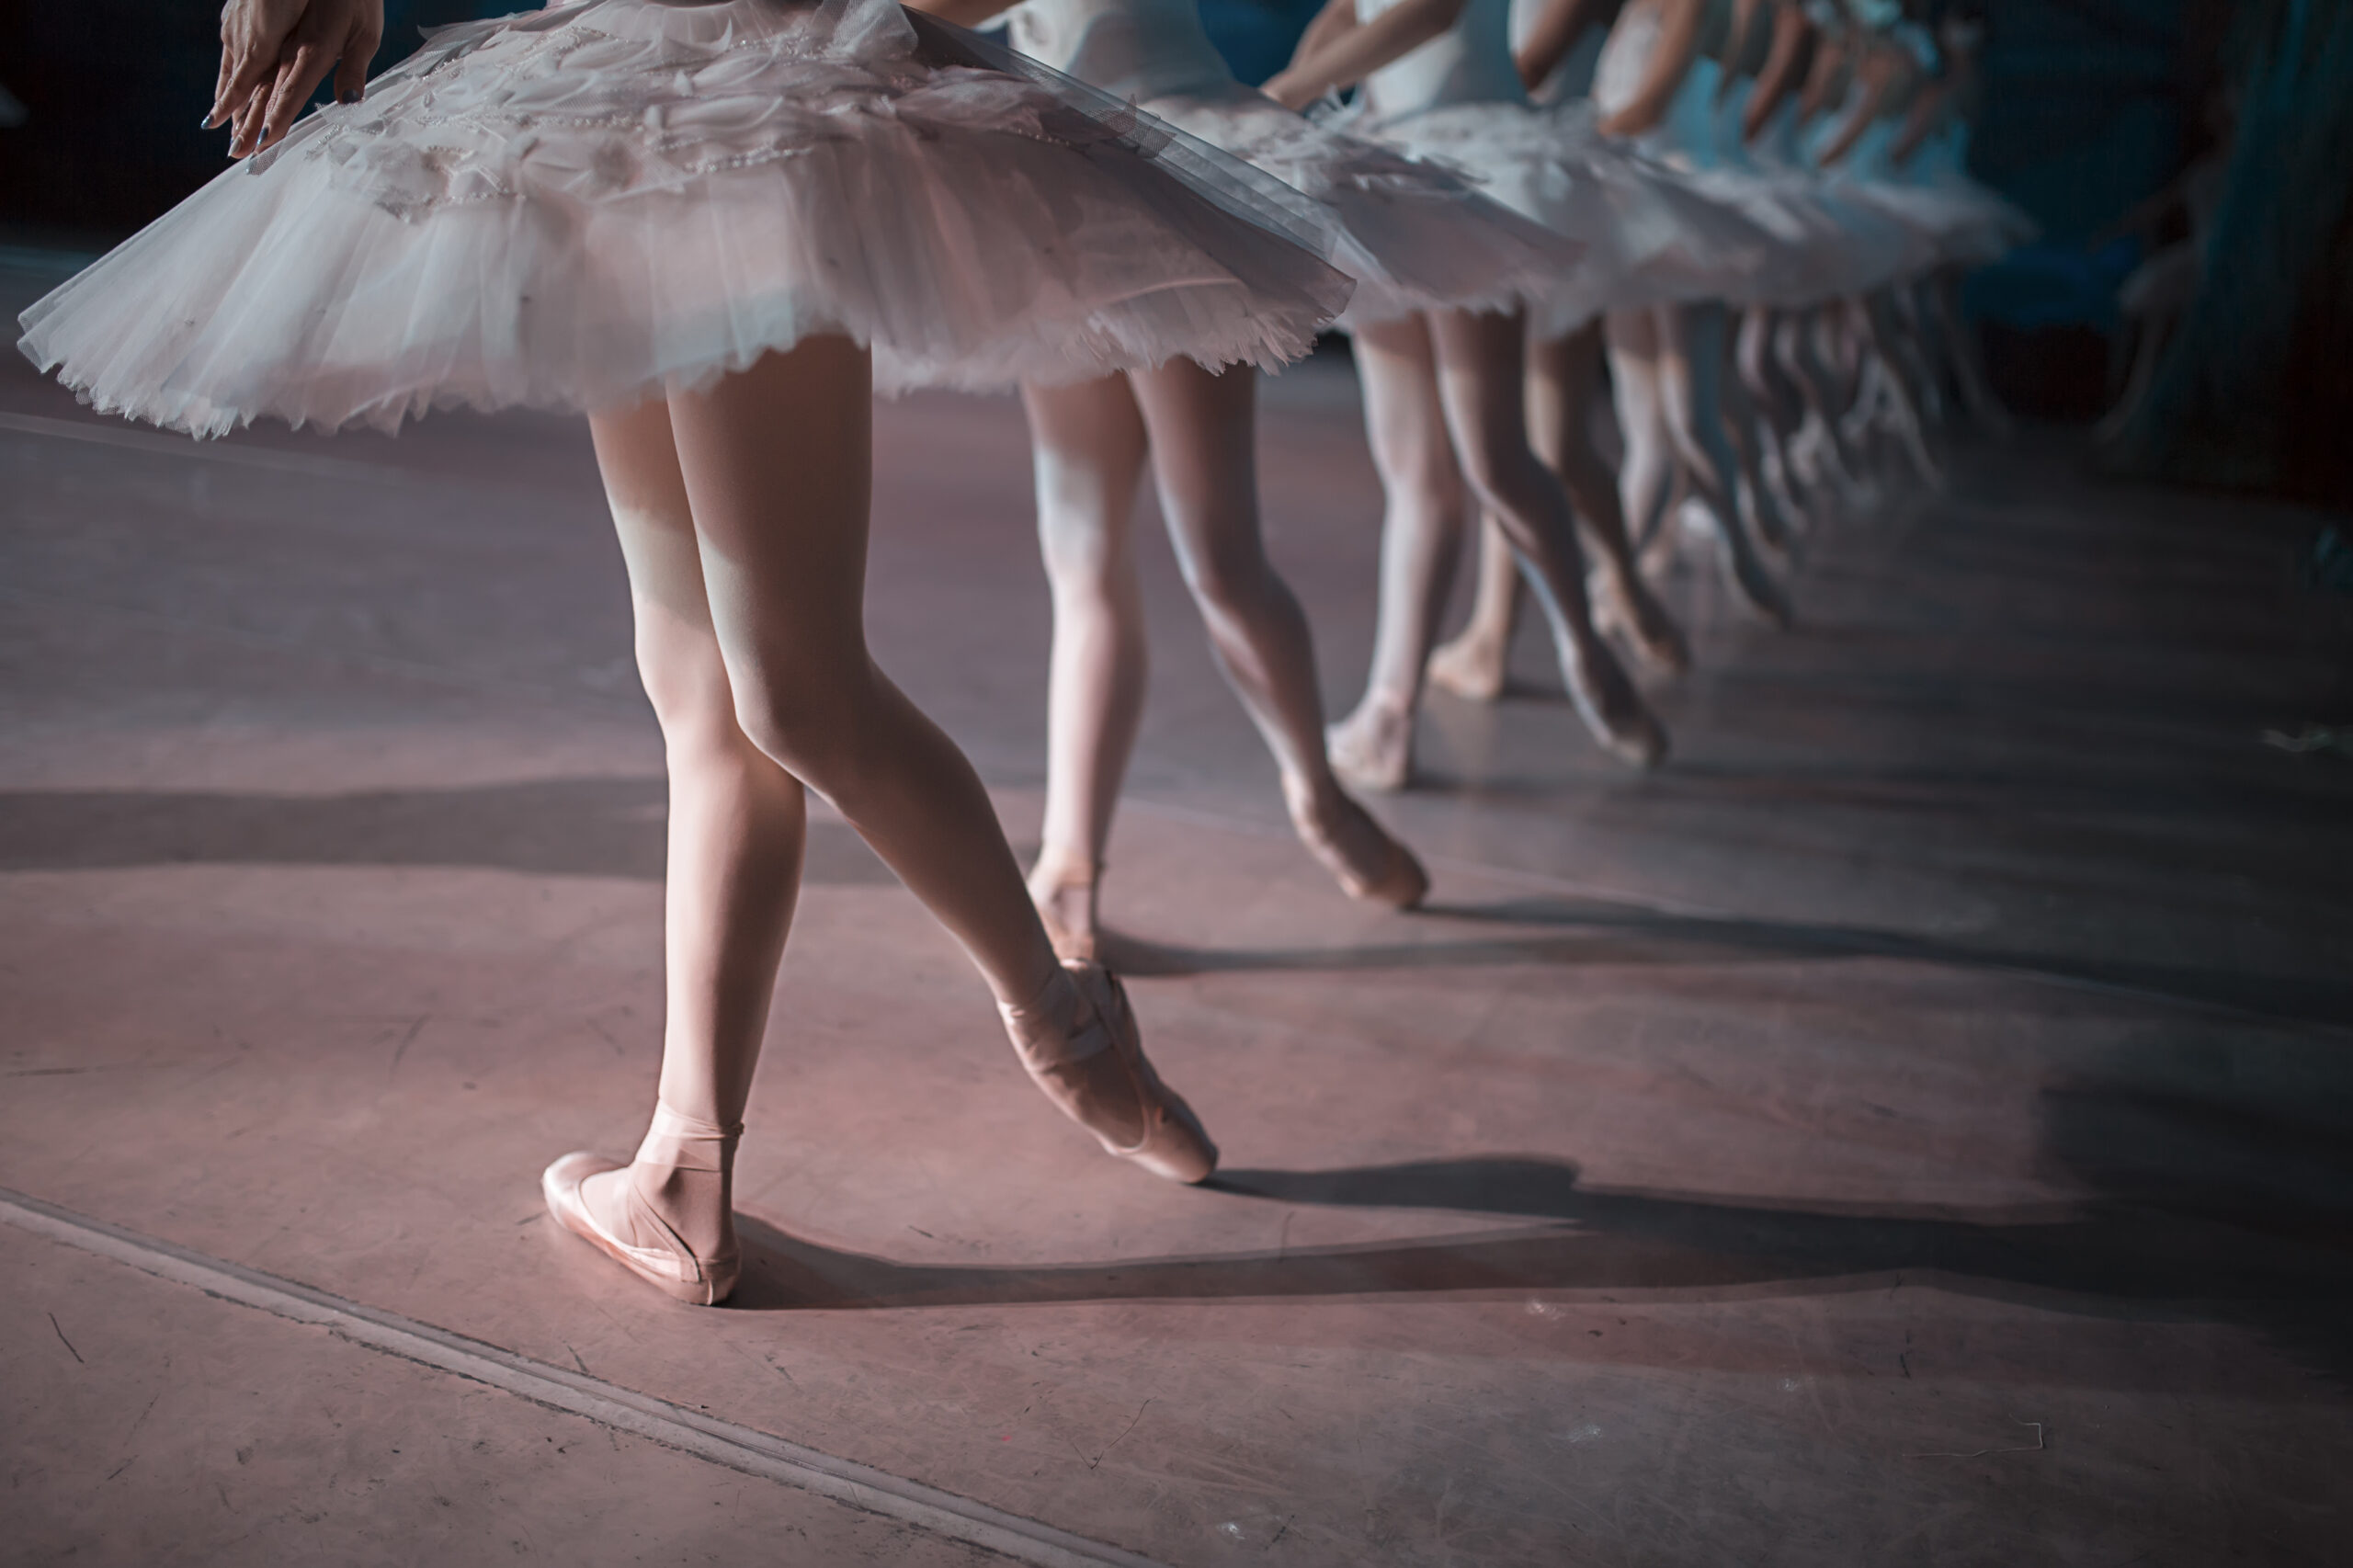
[724, 662, 875, 788]
[1170, 522, 1273, 613]
[1374, 448, 1467, 526]
[1035, 502, 1129, 598]
[1451, 426, 1542, 515]
[634, 610, 746, 757]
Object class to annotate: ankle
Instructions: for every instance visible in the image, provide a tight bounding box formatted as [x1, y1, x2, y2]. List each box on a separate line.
[1028, 846, 1100, 894]
[1280, 769, 1347, 829]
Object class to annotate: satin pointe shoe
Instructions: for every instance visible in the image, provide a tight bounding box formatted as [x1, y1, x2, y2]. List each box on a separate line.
[999, 960, 1217, 1185]
[542, 1101, 742, 1306]
[1290, 788, 1430, 910]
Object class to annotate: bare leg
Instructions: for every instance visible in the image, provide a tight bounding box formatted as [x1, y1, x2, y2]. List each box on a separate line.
[551, 340, 1213, 1299]
[668, 344, 1062, 1006]
[1429, 319, 1686, 701]
[1021, 373, 1153, 956]
[1527, 321, 1688, 674]
[1702, 311, 1798, 557]
[1604, 308, 1680, 558]
[1426, 512, 1521, 700]
[1857, 288, 1942, 487]
[1329, 313, 1471, 791]
[1128, 358, 1427, 904]
[1737, 305, 1815, 534]
[578, 396, 811, 1269]
[1656, 302, 1795, 625]
[1885, 278, 1948, 426]
[1425, 307, 1666, 766]
[1779, 305, 1865, 502]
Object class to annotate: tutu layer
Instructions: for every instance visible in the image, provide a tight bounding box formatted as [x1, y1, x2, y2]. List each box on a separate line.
[999, 0, 1582, 325]
[1342, 99, 1773, 333]
[17, 0, 1354, 437]
[1145, 88, 1584, 325]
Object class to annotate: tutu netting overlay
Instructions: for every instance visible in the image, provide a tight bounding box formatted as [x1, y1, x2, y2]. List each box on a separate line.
[1336, 0, 1769, 334]
[1003, 0, 1580, 326]
[17, 0, 1356, 437]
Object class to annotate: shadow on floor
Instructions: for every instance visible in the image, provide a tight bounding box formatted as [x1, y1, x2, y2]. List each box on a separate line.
[729, 1136, 2353, 1382]
[1099, 896, 2353, 1030]
[10, 782, 2347, 1031]
[0, 781, 893, 885]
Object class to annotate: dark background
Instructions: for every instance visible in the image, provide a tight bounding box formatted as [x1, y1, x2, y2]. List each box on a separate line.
[0, 0, 2208, 244]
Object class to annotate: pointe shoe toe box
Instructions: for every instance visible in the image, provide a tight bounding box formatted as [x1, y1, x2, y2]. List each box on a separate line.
[540, 1151, 738, 1307]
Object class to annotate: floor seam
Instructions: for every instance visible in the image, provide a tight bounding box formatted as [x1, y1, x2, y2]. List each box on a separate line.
[0, 1186, 1172, 1568]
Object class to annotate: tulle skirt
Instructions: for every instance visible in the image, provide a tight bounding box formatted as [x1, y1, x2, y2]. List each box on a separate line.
[1846, 176, 2039, 272]
[1336, 98, 1774, 335]
[17, 0, 1353, 437]
[1142, 85, 1583, 326]
[1688, 165, 1936, 305]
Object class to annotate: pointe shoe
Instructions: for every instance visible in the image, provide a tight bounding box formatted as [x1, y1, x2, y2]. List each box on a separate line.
[542, 1102, 742, 1306]
[1291, 788, 1429, 910]
[1562, 634, 1669, 769]
[1710, 517, 1795, 630]
[1027, 857, 1101, 964]
[1000, 961, 1217, 1185]
[1590, 571, 1691, 678]
[1326, 707, 1413, 794]
[1425, 632, 1509, 702]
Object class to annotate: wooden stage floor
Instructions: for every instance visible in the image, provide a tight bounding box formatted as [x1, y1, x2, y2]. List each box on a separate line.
[4, 253, 2348, 1566]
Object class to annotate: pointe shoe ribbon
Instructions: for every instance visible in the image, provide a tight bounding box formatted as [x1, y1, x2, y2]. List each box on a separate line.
[999, 961, 1217, 1185]
[542, 1101, 743, 1307]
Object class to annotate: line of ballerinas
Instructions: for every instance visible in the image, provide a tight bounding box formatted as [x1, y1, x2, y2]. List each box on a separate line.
[1406, 0, 2035, 723]
[17, 0, 2026, 1312]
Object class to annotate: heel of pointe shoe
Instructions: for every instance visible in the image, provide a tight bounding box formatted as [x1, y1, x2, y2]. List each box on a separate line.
[542, 1103, 743, 1306]
[1000, 961, 1217, 1185]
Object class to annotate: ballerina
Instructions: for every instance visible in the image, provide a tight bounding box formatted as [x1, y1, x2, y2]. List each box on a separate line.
[1433, 0, 1802, 699]
[1587, 0, 1822, 617]
[1257, 0, 1675, 792]
[1879, 9, 2032, 442]
[25, 0, 1367, 1303]
[910, 0, 1592, 955]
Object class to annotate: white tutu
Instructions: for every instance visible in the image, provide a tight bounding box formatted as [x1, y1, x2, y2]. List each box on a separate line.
[1679, 91, 1926, 307]
[17, 0, 1354, 437]
[999, 0, 1580, 327]
[1340, 0, 1768, 334]
[1846, 126, 2037, 272]
[1147, 88, 1583, 325]
[1342, 98, 1773, 334]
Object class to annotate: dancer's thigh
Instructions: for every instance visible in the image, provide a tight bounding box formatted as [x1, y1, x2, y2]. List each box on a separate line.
[588, 395, 734, 730]
[1425, 308, 1537, 492]
[1021, 372, 1150, 574]
[662, 335, 878, 740]
[1352, 316, 1461, 503]
[1128, 358, 1271, 596]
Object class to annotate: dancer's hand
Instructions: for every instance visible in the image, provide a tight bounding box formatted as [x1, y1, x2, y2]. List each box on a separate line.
[1260, 69, 1320, 111]
[1268, 0, 1466, 111]
[209, 0, 385, 159]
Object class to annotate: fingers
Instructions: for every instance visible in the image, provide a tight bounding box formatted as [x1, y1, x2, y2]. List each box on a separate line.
[331, 25, 380, 106]
[210, 35, 234, 127]
[210, 40, 275, 131]
[255, 39, 335, 152]
[229, 80, 272, 157]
